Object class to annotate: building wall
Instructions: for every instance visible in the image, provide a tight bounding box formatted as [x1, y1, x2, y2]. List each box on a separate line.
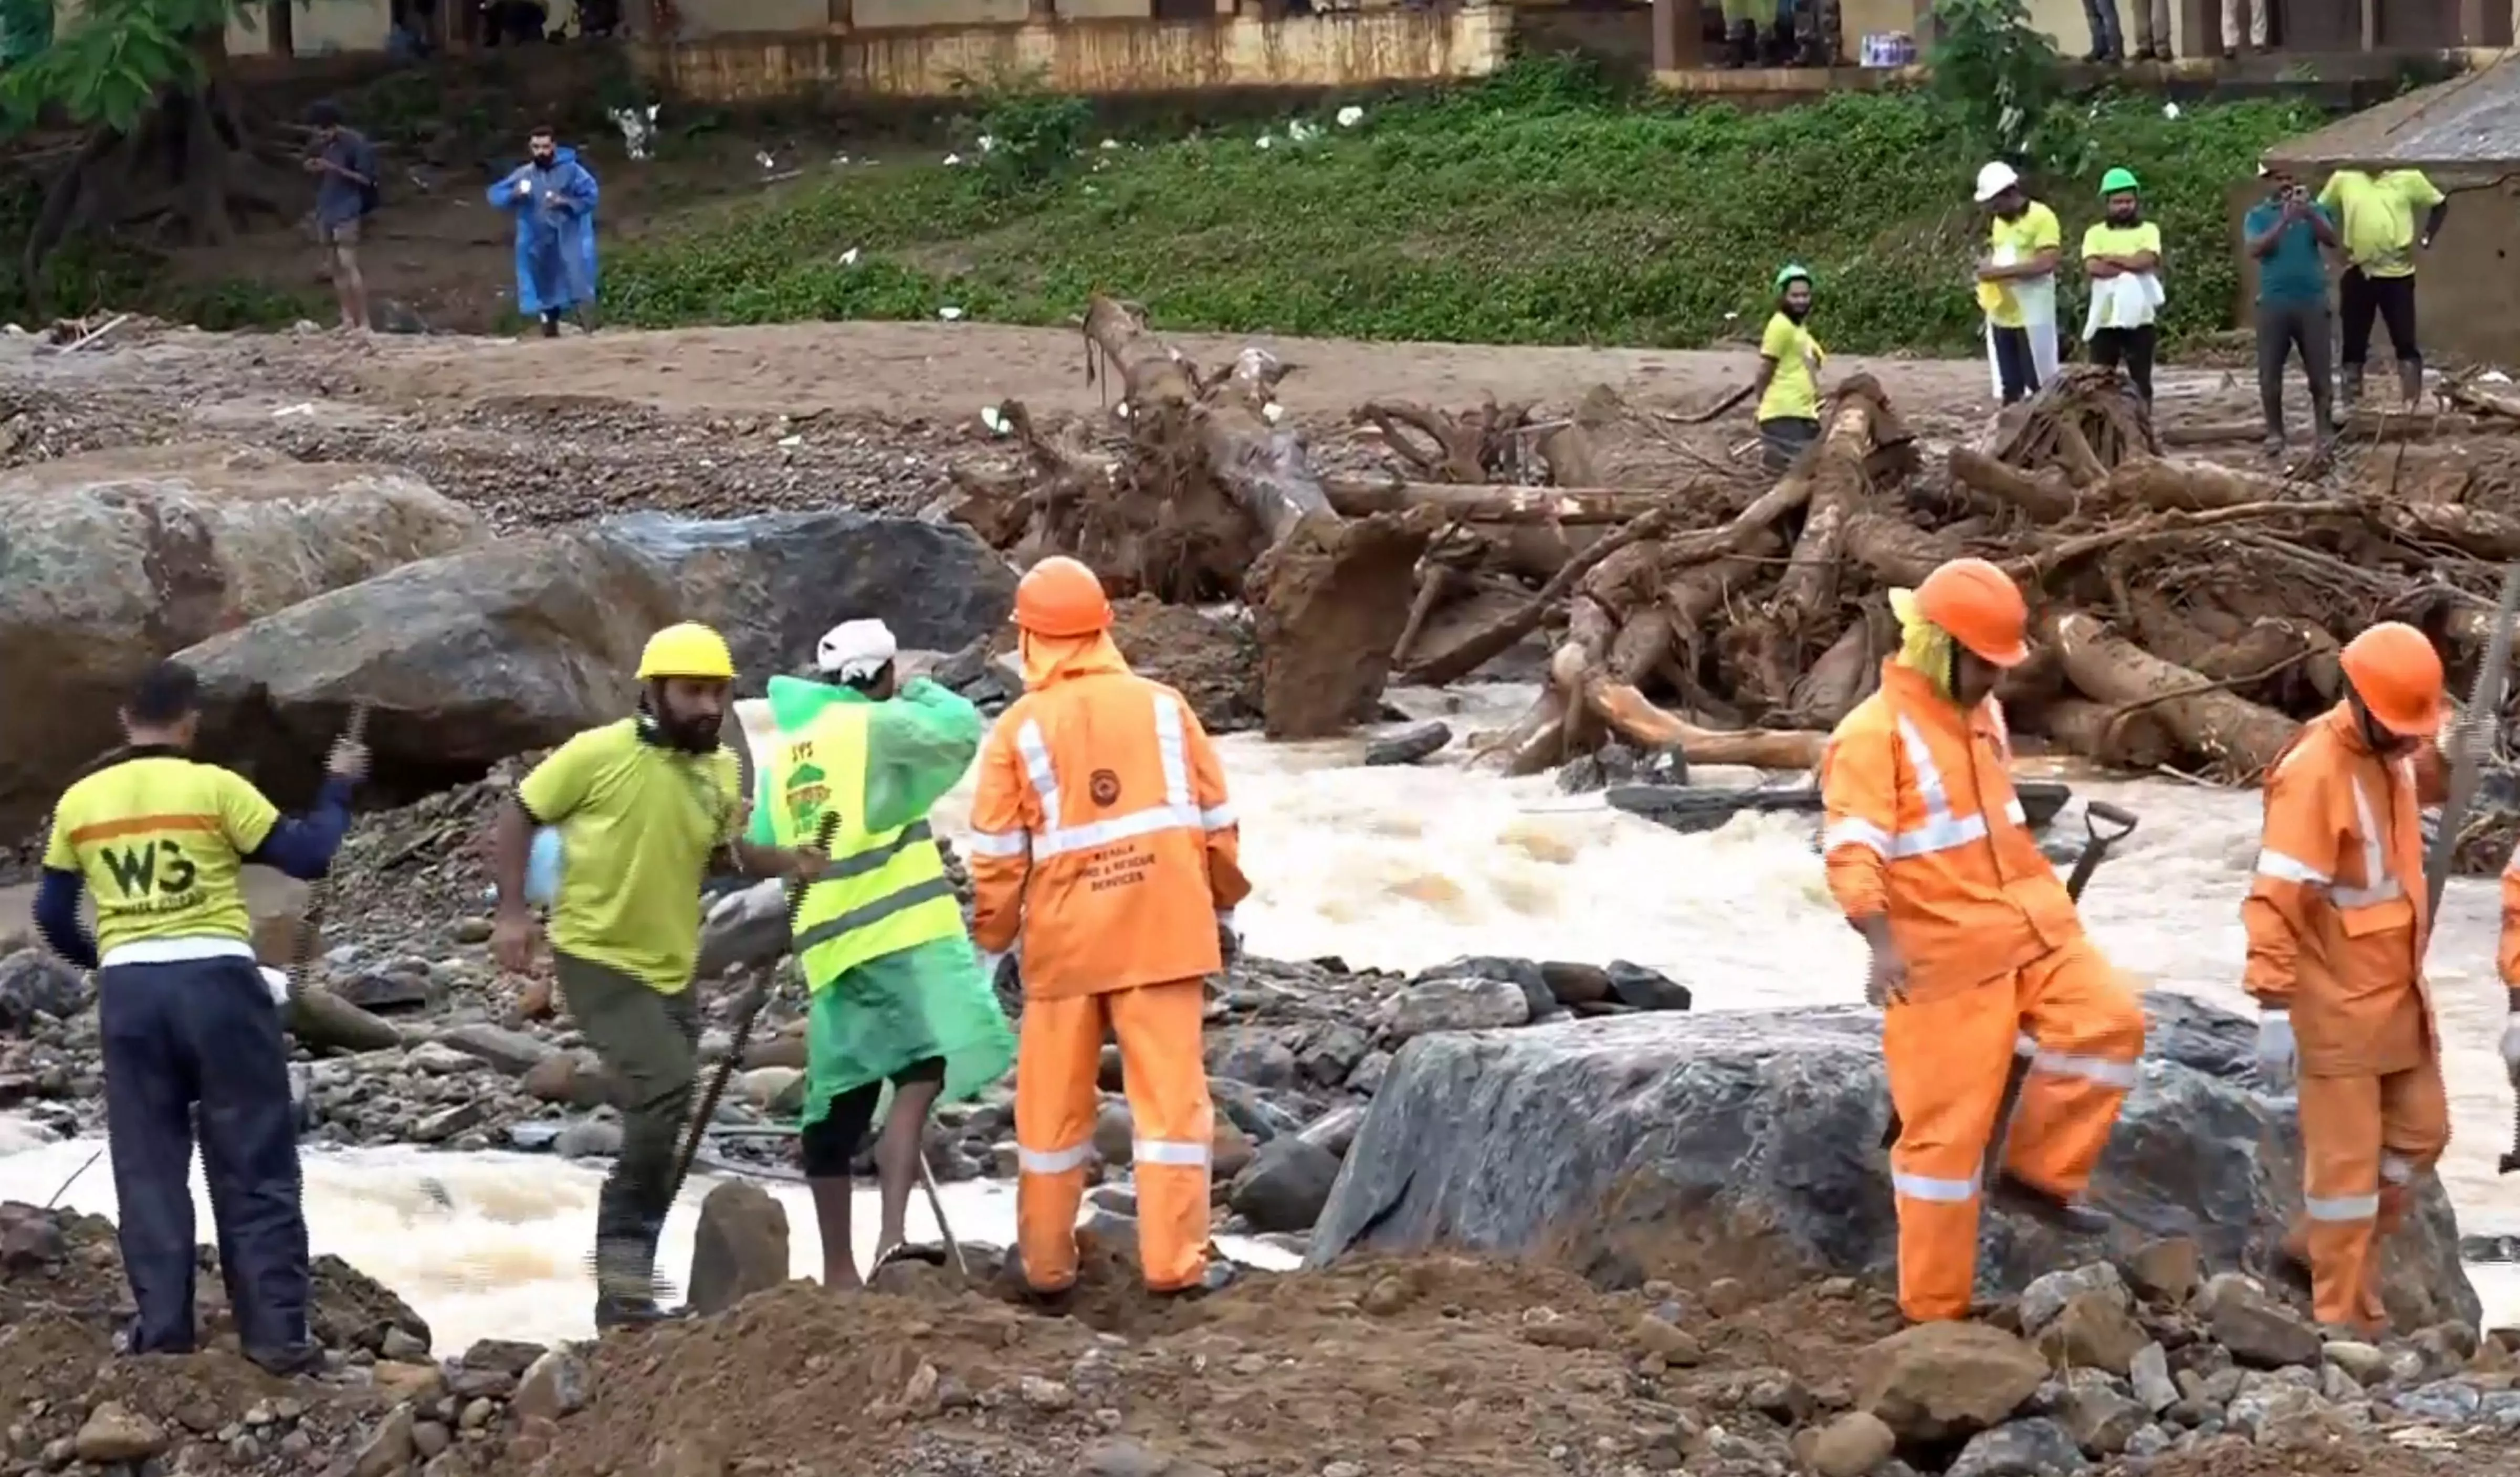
[2222, 173, 2520, 370]
[219, 0, 393, 55]
[635, 5, 1509, 101]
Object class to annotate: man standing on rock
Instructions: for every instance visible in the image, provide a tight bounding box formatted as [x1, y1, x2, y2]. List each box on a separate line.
[1820, 558, 2147, 1323]
[489, 622, 826, 1328]
[2245, 621, 2451, 1335]
[968, 557, 1250, 1300]
[35, 660, 367, 1374]
[748, 618, 1015, 1289]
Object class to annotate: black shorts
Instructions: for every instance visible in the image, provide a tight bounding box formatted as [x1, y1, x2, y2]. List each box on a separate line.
[797, 1056, 945, 1178]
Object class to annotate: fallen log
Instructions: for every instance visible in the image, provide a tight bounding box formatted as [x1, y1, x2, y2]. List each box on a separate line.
[1950, 447, 2082, 524]
[1580, 680, 1829, 771]
[2102, 457, 2288, 513]
[2038, 698, 2178, 771]
[1400, 508, 1673, 688]
[1320, 477, 1726, 524]
[2043, 610, 2302, 777]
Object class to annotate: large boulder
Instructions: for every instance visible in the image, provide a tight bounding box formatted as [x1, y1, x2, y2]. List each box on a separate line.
[176, 511, 1014, 803]
[0, 444, 482, 833]
[1306, 992, 2479, 1331]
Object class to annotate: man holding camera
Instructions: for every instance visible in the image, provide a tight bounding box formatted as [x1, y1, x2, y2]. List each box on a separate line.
[2245, 161, 2342, 457]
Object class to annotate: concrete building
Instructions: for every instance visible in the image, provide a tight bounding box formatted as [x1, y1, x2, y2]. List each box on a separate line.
[2258, 57, 2520, 367]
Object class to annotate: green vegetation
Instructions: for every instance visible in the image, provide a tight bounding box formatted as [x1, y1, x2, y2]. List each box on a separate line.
[602, 57, 2319, 356]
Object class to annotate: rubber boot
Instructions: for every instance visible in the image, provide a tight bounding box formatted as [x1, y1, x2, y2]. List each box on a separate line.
[1727, 18, 1758, 67]
[591, 1229, 684, 1331]
[2399, 359, 2426, 409]
[2340, 363, 2365, 413]
[1990, 1172, 2112, 1237]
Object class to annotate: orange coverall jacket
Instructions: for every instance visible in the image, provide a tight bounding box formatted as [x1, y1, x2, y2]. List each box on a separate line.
[966, 631, 1252, 999]
[2243, 704, 2445, 1078]
[1820, 662, 2081, 996]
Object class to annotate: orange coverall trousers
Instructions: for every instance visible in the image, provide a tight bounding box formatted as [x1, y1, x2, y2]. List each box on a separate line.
[1014, 978, 1213, 1293]
[1885, 935, 2146, 1322]
[2292, 1058, 2449, 1330]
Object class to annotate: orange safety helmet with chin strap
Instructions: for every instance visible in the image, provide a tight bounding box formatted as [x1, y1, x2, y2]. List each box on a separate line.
[2339, 621, 2446, 737]
[1913, 557, 2032, 669]
[1014, 556, 1114, 638]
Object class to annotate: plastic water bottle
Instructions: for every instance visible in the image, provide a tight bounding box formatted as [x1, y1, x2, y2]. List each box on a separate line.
[484, 826, 565, 908]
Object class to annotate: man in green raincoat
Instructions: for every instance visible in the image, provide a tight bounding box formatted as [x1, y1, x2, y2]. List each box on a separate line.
[748, 618, 1016, 1288]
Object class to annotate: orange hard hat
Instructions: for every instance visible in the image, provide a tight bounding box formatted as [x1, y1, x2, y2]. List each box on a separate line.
[1913, 557, 2031, 668]
[1013, 556, 1113, 638]
[2339, 621, 2445, 737]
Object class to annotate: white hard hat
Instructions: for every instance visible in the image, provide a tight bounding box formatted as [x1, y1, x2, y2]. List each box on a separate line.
[1973, 161, 2021, 204]
[815, 618, 897, 682]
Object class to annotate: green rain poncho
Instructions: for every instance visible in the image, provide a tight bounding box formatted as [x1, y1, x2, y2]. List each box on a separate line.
[747, 674, 1015, 1132]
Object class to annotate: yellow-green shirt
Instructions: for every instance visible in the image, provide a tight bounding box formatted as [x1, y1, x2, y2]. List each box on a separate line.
[2318, 169, 2443, 280]
[1756, 311, 1825, 424]
[1979, 202, 2062, 328]
[44, 756, 275, 958]
[2081, 221, 2164, 330]
[517, 718, 744, 994]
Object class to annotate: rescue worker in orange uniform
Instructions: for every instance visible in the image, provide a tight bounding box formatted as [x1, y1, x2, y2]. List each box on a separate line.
[968, 556, 1252, 1298]
[2245, 621, 2452, 1334]
[1821, 557, 2148, 1323]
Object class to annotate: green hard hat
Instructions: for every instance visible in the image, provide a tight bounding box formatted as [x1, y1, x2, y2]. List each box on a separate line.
[1774, 262, 1813, 290]
[2100, 167, 2140, 196]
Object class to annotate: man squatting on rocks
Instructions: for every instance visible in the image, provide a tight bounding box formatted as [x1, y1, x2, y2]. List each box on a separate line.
[34, 660, 369, 1373]
[489, 622, 827, 1327]
[1820, 558, 2148, 1323]
[748, 618, 1017, 1288]
[968, 556, 1252, 1300]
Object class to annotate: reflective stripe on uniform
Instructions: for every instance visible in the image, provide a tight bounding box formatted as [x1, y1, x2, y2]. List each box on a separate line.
[2028, 1048, 2138, 1089]
[1018, 1142, 1095, 1175]
[2305, 1191, 2381, 1221]
[1892, 1170, 1978, 1203]
[2254, 779, 2403, 906]
[1822, 716, 2032, 861]
[815, 820, 936, 879]
[1133, 1138, 1211, 1167]
[1010, 692, 1234, 860]
[791, 875, 963, 954]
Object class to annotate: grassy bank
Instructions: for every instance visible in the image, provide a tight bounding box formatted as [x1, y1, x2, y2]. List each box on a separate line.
[603, 60, 2319, 356]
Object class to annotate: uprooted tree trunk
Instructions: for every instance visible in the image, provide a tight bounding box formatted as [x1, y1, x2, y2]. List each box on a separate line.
[2042, 611, 2302, 778]
[22, 31, 306, 302]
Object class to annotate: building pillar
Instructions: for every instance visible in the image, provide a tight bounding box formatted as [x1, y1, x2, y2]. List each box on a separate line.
[1652, 0, 1705, 68]
[2458, 0, 2512, 45]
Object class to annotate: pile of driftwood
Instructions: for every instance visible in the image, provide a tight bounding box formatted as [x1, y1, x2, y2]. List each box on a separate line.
[948, 302, 2520, 797]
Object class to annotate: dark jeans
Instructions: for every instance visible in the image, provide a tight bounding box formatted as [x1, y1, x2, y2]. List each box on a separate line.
[1756, 415, 1820, 472]
[555, 953, 698, 1299]
[2078, 0, 2123, 52]
[99, 954, 310, 1363]
[1990, 326, 2042, 405]
[2339, 269, 2419, 367]
[2254, 299, 2335, 438]
[2088, 324, 2158, 405]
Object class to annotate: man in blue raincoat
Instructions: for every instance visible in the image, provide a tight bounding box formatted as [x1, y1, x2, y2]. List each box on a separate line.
[488, 124, 598, 337]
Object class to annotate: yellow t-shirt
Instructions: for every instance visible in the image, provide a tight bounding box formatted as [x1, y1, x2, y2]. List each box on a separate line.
[2081, 221, 2165, 330]
[1756, 311, 1825, 424]
[2319, 170, 2443, 280]
[44, 756, 277, 958]
[518, 718, 745, 994]
[1979, 202, 2062, 329]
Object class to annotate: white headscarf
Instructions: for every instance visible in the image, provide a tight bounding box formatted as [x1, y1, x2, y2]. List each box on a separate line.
[815, 618, 897, 684]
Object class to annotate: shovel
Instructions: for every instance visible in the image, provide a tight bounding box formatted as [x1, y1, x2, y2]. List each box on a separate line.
[1877, 800, 2141, 1168]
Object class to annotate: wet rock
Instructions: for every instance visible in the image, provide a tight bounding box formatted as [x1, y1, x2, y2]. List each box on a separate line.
[688, 1181, 789, 1315]
[1362, 719, 1451, 767]
[2322, 1339, 2390, 1386]
[1296, 1023, 1370, 1088]
[1539, 961, 1612, 1007]
[0, 950, 91, 1030]
[1227, 1137, 1343, 1233]
[1426, 957, 1558, 1024]
[1853, 1322, 2046, 1444]
[2124, 1236, 2201, 1304]
[2037, 1291, 2150, 1376]
[1296, 1103, 1367, 1159]
[1802, 1410, 1896, 1477]
[1206, 1029, 1299, 1091]
[1307, 995, 2480, 1332]
[74, 1402, 168, 1463]
[1946, 1417, 2087, 1476]
[2198, 1274, 2323, 1370]
[1603, 960, 1691, 1012]
[0, 444, 481, 832]
[513, 1347, 592, 1422]
[1382, 978, 1529, 1041]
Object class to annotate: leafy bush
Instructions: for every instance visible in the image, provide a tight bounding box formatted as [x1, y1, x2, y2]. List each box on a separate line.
[605, 61, 2318, 355]
[954, 67, 1094, 196]
[1928, 0, 2063, 157]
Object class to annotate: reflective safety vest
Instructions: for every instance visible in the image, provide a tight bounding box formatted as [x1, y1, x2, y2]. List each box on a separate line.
[760, 703, 963, 988]
[1820, 661, 2080, 997]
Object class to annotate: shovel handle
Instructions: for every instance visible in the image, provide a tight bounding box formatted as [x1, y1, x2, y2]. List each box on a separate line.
[2083, 800, 2139, 840]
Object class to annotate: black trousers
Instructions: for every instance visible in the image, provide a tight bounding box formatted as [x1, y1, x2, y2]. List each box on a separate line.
[2255, 300, 2335, 436]
[799, 1056, 947, 1177]
[100, 955, 310, 1362]
[1990, 326, 2041, 405]
[2088, 324, 2158, 404]
[2338, 268, 2419, 367]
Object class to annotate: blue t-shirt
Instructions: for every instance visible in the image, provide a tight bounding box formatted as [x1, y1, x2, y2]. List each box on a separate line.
[2245, 200, 2335, 305]
[315, 130, 377, 228]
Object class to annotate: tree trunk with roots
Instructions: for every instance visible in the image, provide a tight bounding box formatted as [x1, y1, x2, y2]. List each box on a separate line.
[21, 30, 303, 305]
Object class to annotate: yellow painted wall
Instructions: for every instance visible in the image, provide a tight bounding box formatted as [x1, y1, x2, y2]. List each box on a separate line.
[221, 0, 394, 55]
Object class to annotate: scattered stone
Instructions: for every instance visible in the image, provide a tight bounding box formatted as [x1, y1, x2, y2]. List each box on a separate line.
[2128, 1342, 2178, 1414]
[2322, 1339, 2390, 1387]
[2036, 1290, 2150, 1376]
[437, 1022, 559, 1074]
[2053, 1372, 2145, 1456]
[1362, 719, 1451, 766]
[1803, 1410, 1896, 1477]
[1602, 959, 1691, 1012]
[2197, 1273, 2323, 1370]
[513, 1346, 593, 1422]
[1855, 1322, 2047, 1444]
[74, 1402, 169, 1464]
[1630, 1313, 1705, 1366]
[2019, 1263, 2127, 1336]
[1946, 1416, 2088, 1476]
[1227, 1136, 1343, 1233]
[1383, 977, 1530, 1041]
[688, 1181, 790, 1315]
[2124, 1237, 2201, 1305]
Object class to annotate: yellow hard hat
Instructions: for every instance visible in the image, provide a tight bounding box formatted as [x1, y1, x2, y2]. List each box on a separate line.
[636, 623, 736, 682]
